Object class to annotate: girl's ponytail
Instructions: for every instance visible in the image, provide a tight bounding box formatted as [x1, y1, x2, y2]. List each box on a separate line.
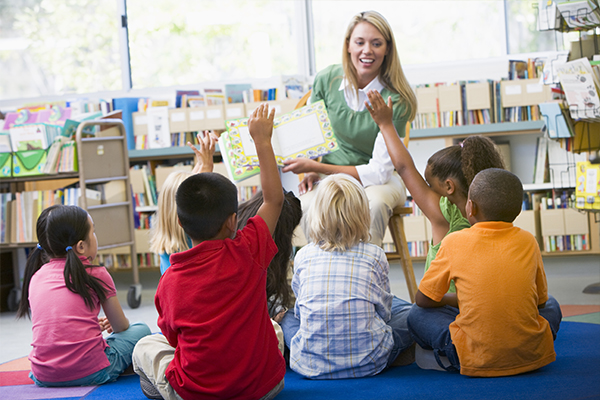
[63, 245, 108, 310]
[460, 136, 505, 191]
[17, 245, 46, 319]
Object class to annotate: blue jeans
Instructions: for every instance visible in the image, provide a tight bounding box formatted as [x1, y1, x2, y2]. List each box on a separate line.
[281, 296, 414, 367]
[31, 322, 151, 387]
[407, 295, 562, 372]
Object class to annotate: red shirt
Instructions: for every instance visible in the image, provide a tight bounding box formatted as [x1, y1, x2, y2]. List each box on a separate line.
[157, 216, 285, 399]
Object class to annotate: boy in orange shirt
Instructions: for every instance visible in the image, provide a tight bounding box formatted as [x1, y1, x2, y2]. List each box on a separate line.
[407, 168, 562, 377]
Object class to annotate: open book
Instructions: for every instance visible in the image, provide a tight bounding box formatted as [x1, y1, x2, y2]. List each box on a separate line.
[218, 100, 338, 182]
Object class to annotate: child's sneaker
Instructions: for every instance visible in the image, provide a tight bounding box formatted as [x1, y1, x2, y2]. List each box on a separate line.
[391, 342, 416, 366]
[415, 344, 449, 371]
[139, 374, 163, 399]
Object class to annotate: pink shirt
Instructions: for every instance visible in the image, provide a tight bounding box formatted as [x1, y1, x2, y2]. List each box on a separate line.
[29, 257, 117, 382]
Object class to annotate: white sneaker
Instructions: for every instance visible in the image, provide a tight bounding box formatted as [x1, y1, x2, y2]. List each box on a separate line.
[415, 344, 450, 371]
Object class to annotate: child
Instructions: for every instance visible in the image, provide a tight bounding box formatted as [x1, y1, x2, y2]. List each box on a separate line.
[407, 168, 562, 376]
[237, 189, 302, 322]
[280, 173, 414, 379]
[365, 90, 505, 292]
[17, 205, 151, 387]
[132, 103, 286, 400]
[150, 131, 217, 274]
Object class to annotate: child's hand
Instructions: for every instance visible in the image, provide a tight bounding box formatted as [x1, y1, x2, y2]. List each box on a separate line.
[190, 131, 217, 174]
[247, 103, 275, 147]
[98, 316, 113, 334]
[365, 90, 394, 128]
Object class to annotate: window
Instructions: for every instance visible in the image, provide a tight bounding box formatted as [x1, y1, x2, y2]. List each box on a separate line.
[0, 0, 121, 100]
[126, 0, 303, 89]
[310, 1, 507, 73]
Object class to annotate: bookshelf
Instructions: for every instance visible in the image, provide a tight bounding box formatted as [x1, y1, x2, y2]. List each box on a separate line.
[0, 119, 143, 311]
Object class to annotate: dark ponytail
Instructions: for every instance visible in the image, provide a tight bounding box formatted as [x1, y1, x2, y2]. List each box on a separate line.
[18, 205, 109, 319]
[427, 136, 504, 198]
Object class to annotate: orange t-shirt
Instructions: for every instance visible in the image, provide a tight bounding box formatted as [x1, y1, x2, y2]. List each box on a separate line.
[419, 221, 556, 377]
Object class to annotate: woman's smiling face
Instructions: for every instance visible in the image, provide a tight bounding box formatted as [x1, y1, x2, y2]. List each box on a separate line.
[347, 21, 388, 88]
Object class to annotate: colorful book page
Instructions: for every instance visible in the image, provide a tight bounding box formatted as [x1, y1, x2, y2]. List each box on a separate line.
[223, 100, 338, 167]
[218, 132, 261, 183]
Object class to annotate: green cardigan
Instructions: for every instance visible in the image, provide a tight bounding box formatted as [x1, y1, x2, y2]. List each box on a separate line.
[311, 64, 410, 167]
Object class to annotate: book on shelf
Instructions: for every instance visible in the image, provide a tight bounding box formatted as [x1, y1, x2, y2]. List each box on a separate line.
[175, 90, 200, 108]
[556, 57, 600, 121]
[225, 83, 252, 104]
[218, 100, 339, 182]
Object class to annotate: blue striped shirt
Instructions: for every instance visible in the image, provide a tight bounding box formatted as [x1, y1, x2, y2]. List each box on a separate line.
[289, 242, 394, 379]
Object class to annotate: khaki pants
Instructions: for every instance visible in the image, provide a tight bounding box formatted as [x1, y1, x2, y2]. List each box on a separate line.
[132, 321, 285, 400]
[294, 172, 407, 247]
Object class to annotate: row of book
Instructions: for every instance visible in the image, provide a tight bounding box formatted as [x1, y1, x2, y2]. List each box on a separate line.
[411, 58, 557, 130]
[532, 135, 588, 185]
[539, 192, 590, 252]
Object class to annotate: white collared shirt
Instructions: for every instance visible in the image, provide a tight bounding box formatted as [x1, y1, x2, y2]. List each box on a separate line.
[338, 77, 395, 187]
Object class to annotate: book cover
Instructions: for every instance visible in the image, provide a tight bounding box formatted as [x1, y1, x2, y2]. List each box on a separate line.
[221, 100, 338, 170]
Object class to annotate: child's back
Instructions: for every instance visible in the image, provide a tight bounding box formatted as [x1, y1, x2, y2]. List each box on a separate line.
[418, 221, 555, 376]
[290, 240, 395, 378]
[157, 211, 284, 398]
[410, 168, 560, 377]
[282, 174, 414, 379]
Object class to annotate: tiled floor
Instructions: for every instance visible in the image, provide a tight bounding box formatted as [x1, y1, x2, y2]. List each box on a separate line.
[1, 255, 598, 364]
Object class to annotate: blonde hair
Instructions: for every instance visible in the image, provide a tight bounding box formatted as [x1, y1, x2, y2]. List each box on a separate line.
[341, 10, 417, 121]
[307, 174, 370, 252]
[150, 171, 192, 255]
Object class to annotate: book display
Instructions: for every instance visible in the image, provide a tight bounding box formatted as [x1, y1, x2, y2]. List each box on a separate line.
[219, 100, 338, 182]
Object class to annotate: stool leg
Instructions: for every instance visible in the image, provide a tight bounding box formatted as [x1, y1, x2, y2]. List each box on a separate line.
[388, 214, 418, 303]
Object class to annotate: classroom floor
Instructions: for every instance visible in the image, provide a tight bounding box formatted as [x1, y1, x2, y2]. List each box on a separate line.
[1, 255, 599, 364]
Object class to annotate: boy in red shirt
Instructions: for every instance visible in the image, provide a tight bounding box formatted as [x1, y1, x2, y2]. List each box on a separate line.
[132, 104, 285, 400]
[408, 168, 561, 377]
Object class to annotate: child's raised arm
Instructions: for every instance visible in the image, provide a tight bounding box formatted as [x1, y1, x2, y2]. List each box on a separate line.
[247, 104, 284, 236]
[188, 131, 218, 174]
[365, 90, 449, 244]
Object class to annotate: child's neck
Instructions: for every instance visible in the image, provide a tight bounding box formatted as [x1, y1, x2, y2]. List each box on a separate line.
[449, 195, 468, 218]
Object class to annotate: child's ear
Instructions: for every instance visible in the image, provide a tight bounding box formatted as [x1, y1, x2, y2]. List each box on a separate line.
[225, 213, 237, 233]
[75, 239, 86, 255]
[445, 179, 455, 196]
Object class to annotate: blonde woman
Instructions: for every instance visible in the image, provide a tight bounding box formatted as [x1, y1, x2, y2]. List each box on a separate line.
[150, 132, 217, 274]
[282, 10, 417, 247]
[280, 174, 414, 379]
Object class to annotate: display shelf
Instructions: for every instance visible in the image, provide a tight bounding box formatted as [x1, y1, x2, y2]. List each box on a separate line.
[411, 120, 545, 140]
[0, 172, 79, 184]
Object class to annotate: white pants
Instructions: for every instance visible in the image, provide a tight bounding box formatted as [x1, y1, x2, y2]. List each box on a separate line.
[132, 321, 285, 400]
[295, 172, 407, 247]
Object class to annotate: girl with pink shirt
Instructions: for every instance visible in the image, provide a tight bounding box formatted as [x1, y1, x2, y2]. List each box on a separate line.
[17, 205, 150, 387]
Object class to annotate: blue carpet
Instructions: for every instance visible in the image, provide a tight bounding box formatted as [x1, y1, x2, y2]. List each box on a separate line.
[50, 321, 599, 400]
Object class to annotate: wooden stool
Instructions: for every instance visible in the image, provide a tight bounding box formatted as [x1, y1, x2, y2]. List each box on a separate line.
[386, 206, 419, 303]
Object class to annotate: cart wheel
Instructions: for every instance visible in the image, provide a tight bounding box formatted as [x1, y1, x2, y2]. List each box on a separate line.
[7, 288, 20, 312]
[127, 285, 142, 309]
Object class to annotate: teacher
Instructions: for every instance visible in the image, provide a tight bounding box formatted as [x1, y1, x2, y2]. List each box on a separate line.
[282, 10, 417, 247]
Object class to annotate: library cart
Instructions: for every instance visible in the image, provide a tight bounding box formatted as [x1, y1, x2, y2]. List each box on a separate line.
[76, 119, 142, 308]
